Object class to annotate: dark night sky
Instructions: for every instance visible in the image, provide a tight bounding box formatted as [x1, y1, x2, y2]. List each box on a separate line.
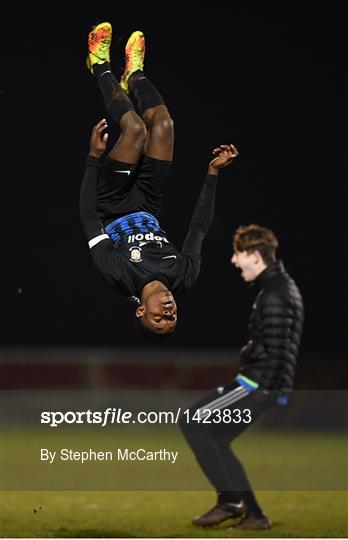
[1, 6, 345, 350]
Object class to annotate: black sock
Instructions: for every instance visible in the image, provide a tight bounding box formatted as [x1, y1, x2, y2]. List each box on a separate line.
[217, 491, 242, 506]
[239, 490, 264, 517]
[93, 62, 134, 124]
[128, 70, 164, 116]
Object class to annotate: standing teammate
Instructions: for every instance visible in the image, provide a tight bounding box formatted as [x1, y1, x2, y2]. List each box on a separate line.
[80, 22, 238, 337]
[180, 224, 304, 529]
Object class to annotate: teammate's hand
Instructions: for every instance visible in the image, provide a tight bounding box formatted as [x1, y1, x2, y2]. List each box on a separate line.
[89, 119, 109, 158]
[208, 144, 239, 174]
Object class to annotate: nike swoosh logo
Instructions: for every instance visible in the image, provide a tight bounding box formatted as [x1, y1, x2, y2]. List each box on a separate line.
[162, 255, 177, 259]
[113, 170, 131, 175]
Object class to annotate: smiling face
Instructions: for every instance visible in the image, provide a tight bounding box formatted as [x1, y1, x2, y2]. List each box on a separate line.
[136, 290, 177, 334]
[231, 250, 264, 282]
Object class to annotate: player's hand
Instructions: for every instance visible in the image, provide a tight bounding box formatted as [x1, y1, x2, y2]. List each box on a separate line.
[208, 144, 239, 174]
[89, 119, 109, 158]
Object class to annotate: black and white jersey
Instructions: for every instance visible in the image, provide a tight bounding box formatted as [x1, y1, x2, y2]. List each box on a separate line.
[80, 156, 219, 301]
[89, 233, 200, 302]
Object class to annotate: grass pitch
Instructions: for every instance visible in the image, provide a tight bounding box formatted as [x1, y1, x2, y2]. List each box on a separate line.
[1, 429, 347, 537]
[1, 490, 347, 538]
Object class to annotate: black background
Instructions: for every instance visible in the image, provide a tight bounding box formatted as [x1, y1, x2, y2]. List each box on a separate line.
[1, 6, 345, 351]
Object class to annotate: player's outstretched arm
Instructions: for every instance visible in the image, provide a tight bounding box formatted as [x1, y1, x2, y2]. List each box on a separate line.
[80, 120, 109, 243]
[182, 143, 239, 256]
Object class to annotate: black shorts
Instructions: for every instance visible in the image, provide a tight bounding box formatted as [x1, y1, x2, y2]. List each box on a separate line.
[96, 154, 172, 226]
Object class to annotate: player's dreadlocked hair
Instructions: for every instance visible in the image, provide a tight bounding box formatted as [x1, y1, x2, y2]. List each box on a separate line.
[233, 224, 278, 265]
